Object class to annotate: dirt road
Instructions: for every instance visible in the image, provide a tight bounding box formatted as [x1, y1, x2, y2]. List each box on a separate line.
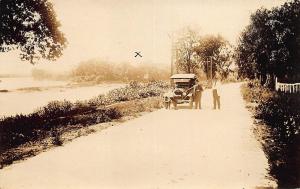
[0, 83, 274, 189]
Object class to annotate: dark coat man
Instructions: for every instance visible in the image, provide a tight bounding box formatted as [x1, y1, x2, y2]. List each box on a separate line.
[193, 84, 204, 109]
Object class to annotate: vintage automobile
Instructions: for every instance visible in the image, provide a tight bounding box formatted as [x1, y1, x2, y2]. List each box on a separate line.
[163, 73, 197, 109]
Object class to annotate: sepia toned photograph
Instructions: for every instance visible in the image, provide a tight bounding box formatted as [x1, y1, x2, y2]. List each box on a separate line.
[0, 0, 299, 188]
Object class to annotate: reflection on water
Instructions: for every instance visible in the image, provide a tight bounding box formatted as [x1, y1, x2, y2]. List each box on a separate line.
[0, 77, 67, 90]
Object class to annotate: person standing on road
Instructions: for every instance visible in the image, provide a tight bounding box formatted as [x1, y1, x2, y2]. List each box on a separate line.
[169, 89, 178, 110]
[212, 79, 221, 109]
[193, 83, 204, 109]
[163, 95, 171, 109]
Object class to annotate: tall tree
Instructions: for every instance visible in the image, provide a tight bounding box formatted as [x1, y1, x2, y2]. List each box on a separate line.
[0, 0, 67, 64]
[174, 28, 234, 80]
[174, 28, 199, 74]
[195, 35, 234, 80]
[236, 0, 300, 86]
[236, 8, 275, 85]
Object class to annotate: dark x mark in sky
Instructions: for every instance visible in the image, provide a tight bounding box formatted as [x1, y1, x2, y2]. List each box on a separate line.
[134, 51, 142, 58]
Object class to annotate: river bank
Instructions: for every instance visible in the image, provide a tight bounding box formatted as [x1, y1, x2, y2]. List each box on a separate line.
[0, 77, 125, 116]
[0, 81, 168, 168]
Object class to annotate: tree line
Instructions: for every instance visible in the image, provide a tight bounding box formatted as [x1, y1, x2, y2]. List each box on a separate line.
[71, 59, 170, 83]
[32, 59, 170, 83]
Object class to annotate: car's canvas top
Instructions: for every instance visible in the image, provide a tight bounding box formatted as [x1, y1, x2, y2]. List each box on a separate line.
[170, 74, 196, 79]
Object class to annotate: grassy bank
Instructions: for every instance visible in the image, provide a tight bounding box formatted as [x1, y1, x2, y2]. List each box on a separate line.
[241, 80, 300, 188]
[0, 81, 168, 168]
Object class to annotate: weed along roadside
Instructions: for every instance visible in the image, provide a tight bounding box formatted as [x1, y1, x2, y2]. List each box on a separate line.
[0, 81, 168, 168]
[241, 80, 300, 188]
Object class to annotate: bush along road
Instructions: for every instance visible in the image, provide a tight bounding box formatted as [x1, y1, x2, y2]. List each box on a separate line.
[241, 80, 300, 188]
[0, 81, 168, 168]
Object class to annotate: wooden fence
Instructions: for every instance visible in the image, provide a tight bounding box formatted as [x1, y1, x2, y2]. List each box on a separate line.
[275, 78, 300, 93]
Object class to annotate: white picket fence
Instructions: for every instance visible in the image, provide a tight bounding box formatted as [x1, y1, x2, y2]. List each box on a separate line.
[275, 78, 300, 93]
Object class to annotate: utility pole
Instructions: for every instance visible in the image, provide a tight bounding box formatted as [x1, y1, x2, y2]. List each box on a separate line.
[175, 48, 178, 74]
[210, 56, 213, 81]
[169, 33, 175, 77]
[171, 36, 174, 76]
[206, 56, 213, 87]
[205, 58, 208, 84]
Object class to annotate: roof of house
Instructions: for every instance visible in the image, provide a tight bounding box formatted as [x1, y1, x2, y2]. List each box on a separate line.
[170, 74, 196, 79]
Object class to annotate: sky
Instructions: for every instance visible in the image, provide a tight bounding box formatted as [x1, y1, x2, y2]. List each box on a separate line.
[0, 0, 287, 75]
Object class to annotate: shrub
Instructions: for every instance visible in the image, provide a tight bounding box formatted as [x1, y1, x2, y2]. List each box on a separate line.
[92, 80, 168, 105]
[51, 128, 63, 146]
[241, 80, 274, 105]
[88, 95, 108, 107]
[242, 81, 300, 187]
[256, 93, 300, 187]
[256, 93, 300, 140]
[35, 100, 73, 118]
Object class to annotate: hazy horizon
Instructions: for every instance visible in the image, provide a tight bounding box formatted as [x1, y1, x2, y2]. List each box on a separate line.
[0, 0, 287, 75]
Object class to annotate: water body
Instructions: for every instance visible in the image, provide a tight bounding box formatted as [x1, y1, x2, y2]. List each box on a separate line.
[0, 77, 125, 116]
